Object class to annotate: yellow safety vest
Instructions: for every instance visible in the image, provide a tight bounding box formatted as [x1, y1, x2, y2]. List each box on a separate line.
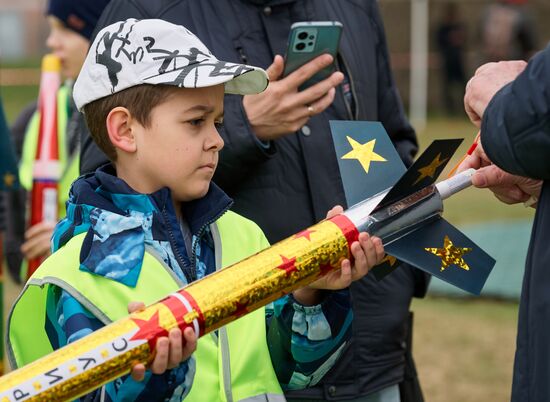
[7, 211, 285, 402]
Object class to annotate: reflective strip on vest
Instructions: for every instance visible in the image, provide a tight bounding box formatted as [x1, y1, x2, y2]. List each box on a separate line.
[7, 211, 284, 402]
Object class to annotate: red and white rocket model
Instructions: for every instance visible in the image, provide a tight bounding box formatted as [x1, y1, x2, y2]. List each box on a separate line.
[27, 54, 62, 278]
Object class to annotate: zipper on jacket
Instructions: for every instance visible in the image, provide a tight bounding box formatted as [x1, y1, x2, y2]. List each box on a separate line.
[161, 206, 196, 283]
[338, 55, 359, 120]
[190, 208, 229, 274]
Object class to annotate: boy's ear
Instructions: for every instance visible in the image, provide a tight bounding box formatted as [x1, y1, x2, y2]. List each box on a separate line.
[106, 107, 137, 154]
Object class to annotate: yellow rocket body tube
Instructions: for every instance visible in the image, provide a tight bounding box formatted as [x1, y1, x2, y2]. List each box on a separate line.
[0, 215, 358, 402]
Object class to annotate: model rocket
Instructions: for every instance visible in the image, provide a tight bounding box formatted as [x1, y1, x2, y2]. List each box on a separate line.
[0, 121, 495, 401]
[27, 54, 62, 278]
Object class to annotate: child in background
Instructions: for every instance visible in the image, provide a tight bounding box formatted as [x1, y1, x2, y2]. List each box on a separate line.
[4, 0, 110, 283]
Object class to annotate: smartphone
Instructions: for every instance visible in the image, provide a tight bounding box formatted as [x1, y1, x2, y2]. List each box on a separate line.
[283, 21, 343, 90]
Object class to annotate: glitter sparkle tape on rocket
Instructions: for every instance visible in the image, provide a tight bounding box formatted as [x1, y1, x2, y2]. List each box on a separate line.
[0, 216, 356, 401]
[0, 319, 151, 402]
[184, 217, 353, 335]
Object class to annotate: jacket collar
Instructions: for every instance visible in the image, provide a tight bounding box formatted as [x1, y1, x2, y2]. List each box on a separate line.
[68, 164, 233, 235]
[52, 164, 232, 287]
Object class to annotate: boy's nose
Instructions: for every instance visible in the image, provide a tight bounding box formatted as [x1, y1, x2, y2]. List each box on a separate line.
[207, 127, 224, 151]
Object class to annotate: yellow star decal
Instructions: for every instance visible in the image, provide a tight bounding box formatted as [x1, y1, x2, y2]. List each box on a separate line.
[379, 254, 398, 267]
[425, 235, 472, 272]
[3, 172, 15, 188]
[413, 153, 448, 185]
[341, 136, 386, 174]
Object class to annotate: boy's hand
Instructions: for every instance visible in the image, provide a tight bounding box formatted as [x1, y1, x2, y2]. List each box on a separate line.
[21, 221, 56, 260]
[127, 302, 198, 382]
[243, 54, 344, 141]
[293, 206, 384, 305]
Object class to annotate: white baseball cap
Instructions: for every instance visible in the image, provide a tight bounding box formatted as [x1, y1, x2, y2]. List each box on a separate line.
[73, 18, 269, 111]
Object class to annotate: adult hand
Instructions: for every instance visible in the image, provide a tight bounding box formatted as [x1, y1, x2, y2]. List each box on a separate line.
[243, 54, 344, 141]
[127, 302, 197, 382]
[293, 206, 384, 305]
[464, 60, 527, 127]
[21, 221, 56, 260]
[457, 144, 542, 206]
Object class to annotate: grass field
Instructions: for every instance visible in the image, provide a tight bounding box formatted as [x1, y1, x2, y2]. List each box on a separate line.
[0, 79, 524, 401]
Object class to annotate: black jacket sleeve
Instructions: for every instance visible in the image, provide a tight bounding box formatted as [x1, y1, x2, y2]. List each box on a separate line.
[481, 44, 550, 180]
[213, 96, 276, 192]
[371, 1, 418, 168]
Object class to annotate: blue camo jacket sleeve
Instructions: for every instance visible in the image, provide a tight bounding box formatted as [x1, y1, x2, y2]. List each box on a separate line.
[266, 290, 352, 390]
[45, 287, 195, 402]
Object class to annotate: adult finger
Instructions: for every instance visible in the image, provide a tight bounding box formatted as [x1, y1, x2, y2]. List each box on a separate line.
[472, 165, 518, 188]
[306, 87, 337, 117]
[285, 54, 335, 89]
[493, 188, 530, 205]
[293, 72, 344, 106]
[265, 55, 285, 81]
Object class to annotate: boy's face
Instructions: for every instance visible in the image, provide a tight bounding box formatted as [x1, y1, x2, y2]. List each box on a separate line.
[130, 85, 225, 202]
[46, 16, 89, 80]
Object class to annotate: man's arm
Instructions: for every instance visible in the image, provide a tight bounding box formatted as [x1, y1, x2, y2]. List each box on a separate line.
[480, 45, 550, 180]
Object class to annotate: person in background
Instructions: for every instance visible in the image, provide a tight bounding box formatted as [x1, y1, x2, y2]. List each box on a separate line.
[4, 0, 110, 283]
[459, 47, 550, 401]
[436, 3, 467, 115]
[480, 0, 538, 62]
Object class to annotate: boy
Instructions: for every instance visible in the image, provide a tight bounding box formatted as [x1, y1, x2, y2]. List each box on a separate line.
[7, 19, 384, 401]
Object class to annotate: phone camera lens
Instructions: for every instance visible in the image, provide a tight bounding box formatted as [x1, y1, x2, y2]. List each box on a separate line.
[298, 31, 308, 40]
[295, 42, 306, 51]
[309, 35, 315, 40]
[308, 42, 313, 46]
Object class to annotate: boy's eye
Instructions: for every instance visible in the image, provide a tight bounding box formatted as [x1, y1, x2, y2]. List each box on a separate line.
[215, 121, 224, 130]
[188, 118, 205, 127]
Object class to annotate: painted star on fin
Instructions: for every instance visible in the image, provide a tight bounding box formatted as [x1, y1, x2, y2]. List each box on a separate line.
[425, 235, 472, 272]
[413, 153, 449, 185]
[3, 172, 15, 188]
[379, 254, 398, 267]
[341, 136, 387, 174]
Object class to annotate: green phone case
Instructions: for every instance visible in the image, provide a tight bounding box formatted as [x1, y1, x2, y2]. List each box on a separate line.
[283, 21, 343, 90]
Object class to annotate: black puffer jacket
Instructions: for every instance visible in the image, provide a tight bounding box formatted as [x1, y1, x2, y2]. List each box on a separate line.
[85, 0, 429, 399]
[481, 44, 550, 402]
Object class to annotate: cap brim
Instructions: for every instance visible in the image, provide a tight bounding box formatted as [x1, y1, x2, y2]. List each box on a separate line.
[141, 59, 269, 95]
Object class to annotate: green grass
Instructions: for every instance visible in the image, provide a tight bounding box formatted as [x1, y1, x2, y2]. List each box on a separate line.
[0, 85, 39, 125]
[413, 297, 518, 402]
